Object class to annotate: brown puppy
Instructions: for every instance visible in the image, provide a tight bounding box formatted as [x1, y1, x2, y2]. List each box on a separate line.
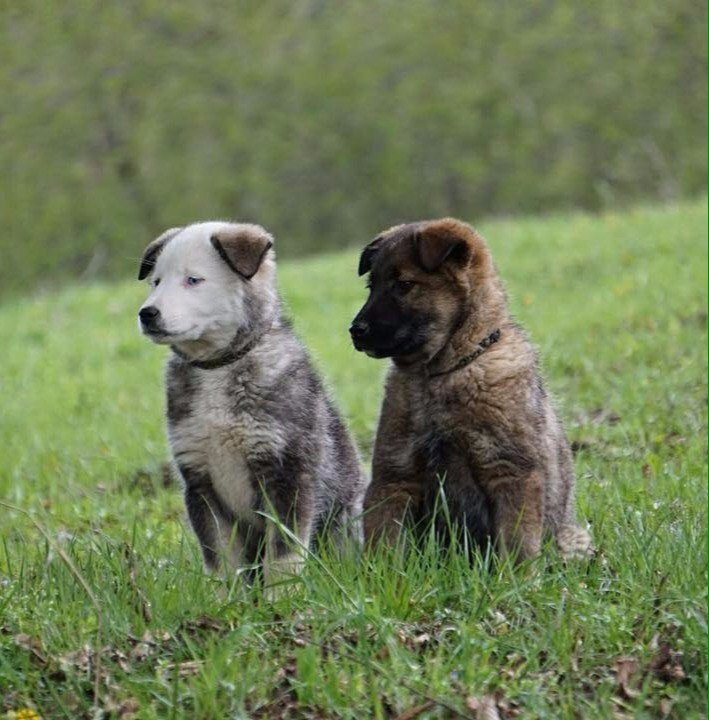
[350, 219, 591, 560]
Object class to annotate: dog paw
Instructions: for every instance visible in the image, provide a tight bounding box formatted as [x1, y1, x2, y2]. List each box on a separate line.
[263, 553, 305, 600]
[556, 525, 594, 559]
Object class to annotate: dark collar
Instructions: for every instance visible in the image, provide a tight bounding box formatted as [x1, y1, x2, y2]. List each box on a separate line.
[426, 328, 501, 379]
[171, 326, 269, 370]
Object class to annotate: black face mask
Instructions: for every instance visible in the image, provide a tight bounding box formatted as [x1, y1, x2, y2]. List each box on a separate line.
[350, 284, 433, 359]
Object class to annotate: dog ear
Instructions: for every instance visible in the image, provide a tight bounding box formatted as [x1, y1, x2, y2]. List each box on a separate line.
[359, 223, 420, 276]
[414, 224, 471, 272]
[358, 236, 386, 276]
[210, 226, 274, 280]
[138, 227, 183, 280]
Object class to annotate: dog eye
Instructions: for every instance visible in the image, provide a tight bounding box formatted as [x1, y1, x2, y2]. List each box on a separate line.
[395, 279, 416, 294]
[151, 278, 161, 288]
[185, 276, 204, 287]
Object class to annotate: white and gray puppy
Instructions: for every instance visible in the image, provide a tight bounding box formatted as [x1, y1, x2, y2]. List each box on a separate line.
[138, 222, 367, 585]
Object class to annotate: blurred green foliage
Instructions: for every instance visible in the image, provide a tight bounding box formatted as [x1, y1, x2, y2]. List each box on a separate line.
[2, 0, 706, 296]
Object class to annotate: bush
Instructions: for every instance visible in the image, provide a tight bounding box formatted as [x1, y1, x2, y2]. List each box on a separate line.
[1, 0, 706, 297]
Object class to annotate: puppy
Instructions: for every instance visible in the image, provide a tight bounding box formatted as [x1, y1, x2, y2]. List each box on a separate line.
[350, 218, 591, 560]
[138, 222, 367, 585]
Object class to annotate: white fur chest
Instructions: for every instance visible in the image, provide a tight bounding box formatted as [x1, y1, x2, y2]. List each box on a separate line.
[168, 368, 257, 519]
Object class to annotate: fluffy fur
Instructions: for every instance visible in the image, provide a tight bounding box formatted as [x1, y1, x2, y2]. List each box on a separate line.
[351, 218, 592, 560]
[139, 222, 367, 586]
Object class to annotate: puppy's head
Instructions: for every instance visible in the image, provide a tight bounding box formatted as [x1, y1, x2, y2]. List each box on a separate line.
[350, 218, 494, 365]
[137, 222, 275, 353]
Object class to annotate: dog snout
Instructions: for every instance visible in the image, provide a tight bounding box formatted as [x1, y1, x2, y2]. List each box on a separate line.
[349, 319, 370, 341]
[139, 305, 160, 326]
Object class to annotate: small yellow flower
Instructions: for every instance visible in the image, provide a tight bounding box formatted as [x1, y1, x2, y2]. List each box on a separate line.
[7, 709, 41, 720]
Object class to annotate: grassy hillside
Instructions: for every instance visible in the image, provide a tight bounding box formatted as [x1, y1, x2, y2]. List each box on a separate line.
[2, 0, 706, 297]
[0, 199, 707, 717]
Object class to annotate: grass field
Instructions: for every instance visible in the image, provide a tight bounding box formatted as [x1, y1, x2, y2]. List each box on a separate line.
[0, 198, 707, 718]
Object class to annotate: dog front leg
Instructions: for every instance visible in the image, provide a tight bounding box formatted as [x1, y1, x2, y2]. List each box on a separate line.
[492, 469, 544, 562]
[179, 465, 241, 572]
[363, 478, 423, 546]
[366, 380, 422, 546]
[250, 459, 315, 593]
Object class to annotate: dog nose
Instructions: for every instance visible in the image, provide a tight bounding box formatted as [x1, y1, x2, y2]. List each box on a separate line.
[139, 306, 160, 325]
[349, 320, 369, 340]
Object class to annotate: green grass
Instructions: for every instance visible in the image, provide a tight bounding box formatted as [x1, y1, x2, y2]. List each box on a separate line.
[1, 198, 707, 718]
